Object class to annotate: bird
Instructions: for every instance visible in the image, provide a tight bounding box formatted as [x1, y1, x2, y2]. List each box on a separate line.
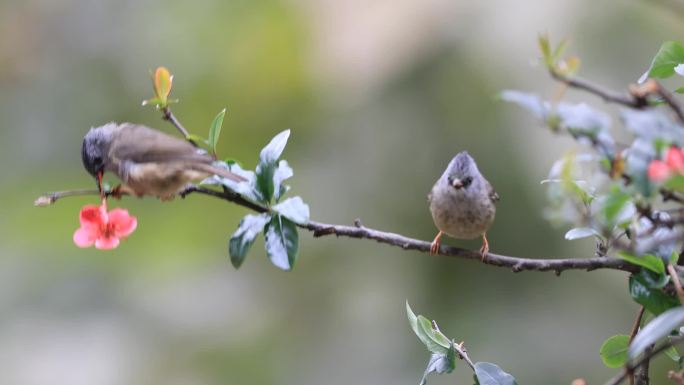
[81, 122, 245, 200]
[428, 151, 499, 259]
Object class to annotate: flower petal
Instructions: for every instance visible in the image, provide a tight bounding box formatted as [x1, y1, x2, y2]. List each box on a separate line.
[79, 205, 107, 228]
[108, 209, 138, 238]
[666, 147, 684, 173]
[648, 160, 672, 182]
[95, 235, 120, 250]
[73, 227, 97, 248]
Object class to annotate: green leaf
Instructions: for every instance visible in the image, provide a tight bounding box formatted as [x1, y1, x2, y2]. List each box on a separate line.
[473, 362, 517, 385]
[407, 301, 420, 337]
[565, 227, 600, 241]
[228, 213, 270, 269]
[538, 34, 552, 66]
[665, 345, 682, 363]
[419, 346, 456, 385]
[630, 307, 684, 360]
[673, 252, 681, 265]
[264, 215, 298, 271]
[640, 41, 684, 82]
[599, 334, 630, 368]
[638, 269, 670, 289]
[617, 252, 665, 274]
[273, 160, 293, 202]
[256, 130, 291, 203]
[416, 315, 450, 354]
[602, 189, 632, 225]
[665, 175, 684, 193]
[272, 196, 310, 225]
[629, 274, 679, 315]
[208, 108, 226, 156]
[675, 87, 684, 94]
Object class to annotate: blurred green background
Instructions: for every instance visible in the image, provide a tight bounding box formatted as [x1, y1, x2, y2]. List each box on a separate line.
[1, 0, 682, 384]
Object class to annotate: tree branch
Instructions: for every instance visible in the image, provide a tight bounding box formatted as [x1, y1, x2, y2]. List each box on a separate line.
[549, 70, 647, 108]
[37, 185, 645, 274]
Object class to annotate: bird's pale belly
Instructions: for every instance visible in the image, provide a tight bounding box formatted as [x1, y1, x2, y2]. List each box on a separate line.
[124, 163, 208, 198]
[429, 189, 495, 239]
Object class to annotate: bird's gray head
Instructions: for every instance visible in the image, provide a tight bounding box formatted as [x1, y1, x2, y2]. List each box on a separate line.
[81, 123, 118, 179]
[444, 151, 481, 190]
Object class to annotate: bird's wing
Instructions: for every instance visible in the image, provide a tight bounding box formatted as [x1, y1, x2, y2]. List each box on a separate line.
[487, 182, 500, 203]
[110, 123, 212, 164]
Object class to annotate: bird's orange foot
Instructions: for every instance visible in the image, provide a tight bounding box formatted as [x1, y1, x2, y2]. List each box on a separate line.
[479, 233, 490, 262]
[430, 231, 443, 255]
[109, 185, 137, 200]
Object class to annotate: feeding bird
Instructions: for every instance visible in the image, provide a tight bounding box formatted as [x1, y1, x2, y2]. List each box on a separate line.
[428, 151, 498, 259]
[81, 122, 244, 200]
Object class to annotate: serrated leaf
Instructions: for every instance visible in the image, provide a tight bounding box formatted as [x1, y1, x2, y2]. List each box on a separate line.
[629, 274, 679, 315]
[272, 196, 310, 225]
[228, 213, 270, 268]
[565, 227, 600, 241]
[618, 252, 665, 274]
[273, 160, 293, 202]
[473, 362, 517, 385]
[208, 108, 226, 156]
[630, 307, 684, 360]
[256, 130, 291, 203]
[264, 215, 298, 271]
[153, 66, 173, 104]
[599, 334, 630, 368]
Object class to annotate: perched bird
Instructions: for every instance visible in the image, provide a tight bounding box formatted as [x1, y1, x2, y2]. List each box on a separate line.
[428, 151, 498, 259]
[81, 122, 245, 199]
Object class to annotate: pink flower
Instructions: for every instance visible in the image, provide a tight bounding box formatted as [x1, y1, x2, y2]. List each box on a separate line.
[73, 203, 137, 249]
[666, 147, 684, 173]
[648, 147, 684, 182]
[648, 160, 672, 182]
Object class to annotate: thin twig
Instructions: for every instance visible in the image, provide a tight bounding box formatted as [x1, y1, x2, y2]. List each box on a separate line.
[550, 70, 647, 108]
[668, 263, 684, 306]
[654, 81, 684, 124]
[453, 341, 475, 370]
[161, 106, 192, 140]
[628, 306, 646, 385]
[603, 335, 684, 385]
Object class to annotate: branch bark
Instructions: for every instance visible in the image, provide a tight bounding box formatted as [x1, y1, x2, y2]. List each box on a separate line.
[36, 185, 643, 274]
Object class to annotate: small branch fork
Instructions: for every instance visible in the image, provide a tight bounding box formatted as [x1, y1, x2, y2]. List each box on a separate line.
[550, 70, 684, 124]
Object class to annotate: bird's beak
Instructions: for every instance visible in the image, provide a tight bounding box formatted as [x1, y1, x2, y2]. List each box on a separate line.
[96, 171, 104, 197]
[451, 177, 464, 189]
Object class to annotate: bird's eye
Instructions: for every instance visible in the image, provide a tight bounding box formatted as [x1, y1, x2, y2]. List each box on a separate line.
[461, 176, 473, 188]
[93, 156, 103, 166]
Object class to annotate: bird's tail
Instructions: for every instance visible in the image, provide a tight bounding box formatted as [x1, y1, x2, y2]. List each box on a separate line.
[194, 163, 246, 183]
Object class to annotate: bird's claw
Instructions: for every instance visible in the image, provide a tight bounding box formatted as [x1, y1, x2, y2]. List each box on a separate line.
[430, 231, 443, 255]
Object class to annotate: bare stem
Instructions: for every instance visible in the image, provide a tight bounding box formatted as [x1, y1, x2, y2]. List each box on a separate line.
[162, 106, 192, 141]
[668, 263, 684, 306]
